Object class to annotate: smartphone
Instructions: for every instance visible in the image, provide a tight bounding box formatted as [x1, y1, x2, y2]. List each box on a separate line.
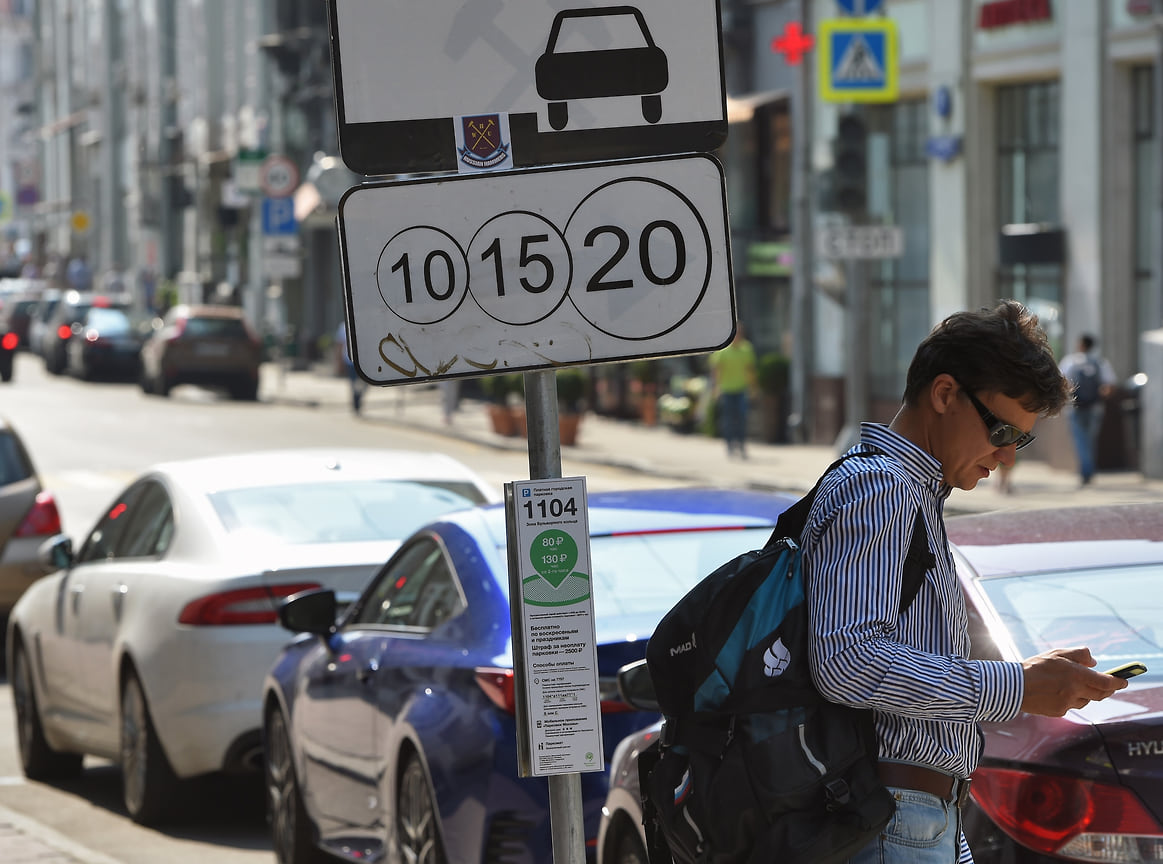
[1104, 661, 1148, 679]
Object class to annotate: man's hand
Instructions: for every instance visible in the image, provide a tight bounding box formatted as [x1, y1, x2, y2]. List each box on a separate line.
[1020, 647, 1128, 716]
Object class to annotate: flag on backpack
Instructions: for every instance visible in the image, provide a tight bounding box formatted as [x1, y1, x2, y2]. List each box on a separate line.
[641, 452, 933, 864]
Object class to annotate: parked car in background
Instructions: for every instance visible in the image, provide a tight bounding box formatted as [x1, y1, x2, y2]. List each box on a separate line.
[40, 290, 130, 375]
[598, 502, 1163, 864]
[0, 416, 63, 629]
[6, 448, 499, 825]
[139, 304, 263, 400]
[262, 488, 796, 864]
[26, 287, 62, 361]
[0, 277, 47, 351]
[0, 320, 16, 382]
[65, 305, 146, 380]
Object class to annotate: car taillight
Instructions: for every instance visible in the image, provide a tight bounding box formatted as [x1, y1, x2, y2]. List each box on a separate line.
[56, 324, 72, 340]
[177, 582, 321, 626]
[15, 491, 62, 537]
[1, 332, 17, 350]
[475, 667, 516, 714]
[971, 766, 1163, 861]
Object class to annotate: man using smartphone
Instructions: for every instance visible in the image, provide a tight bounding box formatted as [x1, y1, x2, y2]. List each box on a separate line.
[802, 301, 1130, 864]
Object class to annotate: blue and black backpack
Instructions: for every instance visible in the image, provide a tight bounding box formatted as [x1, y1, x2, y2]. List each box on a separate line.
[641, 452, 934, 864]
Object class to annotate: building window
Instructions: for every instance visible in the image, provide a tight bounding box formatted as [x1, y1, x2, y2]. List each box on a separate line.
[1133, 66, 1159, 334]
[866, 98, 929, 405]
[996, 80, 1062, 337]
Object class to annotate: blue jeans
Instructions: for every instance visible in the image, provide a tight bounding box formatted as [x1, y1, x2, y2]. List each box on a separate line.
[1068, 404, 1103, 482]
[846, 789, 964, 864]
[718, 392, 748, 453]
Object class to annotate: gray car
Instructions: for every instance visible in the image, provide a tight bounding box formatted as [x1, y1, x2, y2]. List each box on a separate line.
[0, 416, 62, 628]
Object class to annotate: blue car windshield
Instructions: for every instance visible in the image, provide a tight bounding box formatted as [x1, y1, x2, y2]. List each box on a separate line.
[209, 480, 479, 545]
[979, 564, 1163, 681]
[585, 527, 775, 620]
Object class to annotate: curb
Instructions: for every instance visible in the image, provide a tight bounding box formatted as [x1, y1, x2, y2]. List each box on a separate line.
[0, 803, 125, 864]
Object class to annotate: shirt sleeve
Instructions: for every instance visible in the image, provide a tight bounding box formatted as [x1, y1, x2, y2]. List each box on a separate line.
[804, 472, 1024, 724]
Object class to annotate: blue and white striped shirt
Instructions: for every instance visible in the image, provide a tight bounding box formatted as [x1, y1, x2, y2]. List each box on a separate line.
[803, 423, 1025, 778]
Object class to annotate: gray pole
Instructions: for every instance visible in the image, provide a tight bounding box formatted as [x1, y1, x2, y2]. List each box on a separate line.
[1154, 14, 1163, 332]
[158, 0, 179, 281]
[102, 0, 127, 273]
[790, 0, 815, 443]
[522, 369, 584, 864]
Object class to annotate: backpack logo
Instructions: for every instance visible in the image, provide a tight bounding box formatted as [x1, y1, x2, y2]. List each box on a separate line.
[763, 637, 792, 677]
[669, 633, 697, 657]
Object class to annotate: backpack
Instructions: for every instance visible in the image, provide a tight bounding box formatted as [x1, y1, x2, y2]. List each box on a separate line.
[641, 452, 934, 864]
[1071, 358, 1101, 406]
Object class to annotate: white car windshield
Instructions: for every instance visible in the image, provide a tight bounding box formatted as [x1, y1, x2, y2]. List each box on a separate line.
[209, 480, 479, 545]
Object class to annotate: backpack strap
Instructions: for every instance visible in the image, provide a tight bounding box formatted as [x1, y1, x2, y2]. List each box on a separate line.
[769, 448, 934, 613]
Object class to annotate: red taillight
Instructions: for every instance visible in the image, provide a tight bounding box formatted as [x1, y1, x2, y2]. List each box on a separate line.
[15, 491, 62, 537]
[56, 324, 72, 340]
[177, 582, 321, 626]
[474, 667, 517, 714]
[165, 317, 187, 342]
[971, 766, 1163, 857]
[1, 332, 17, 351]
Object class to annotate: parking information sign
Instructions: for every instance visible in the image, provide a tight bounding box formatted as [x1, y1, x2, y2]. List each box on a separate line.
[325, 0, 726, 175]
[337, 153, 735, 385]
[507, 477, 603, 778]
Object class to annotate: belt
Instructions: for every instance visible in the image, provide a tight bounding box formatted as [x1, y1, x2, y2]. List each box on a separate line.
[878, 762, 972, 808]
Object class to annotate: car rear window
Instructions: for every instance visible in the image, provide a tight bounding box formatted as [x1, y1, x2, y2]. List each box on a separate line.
[85, 307, 133, 335]
[584, 527, 774, 620]
[979, 565, 1163, 681]
[0, 431, 34, 487]
[208, 479, 478, 544]
[184, 317, 248, 339]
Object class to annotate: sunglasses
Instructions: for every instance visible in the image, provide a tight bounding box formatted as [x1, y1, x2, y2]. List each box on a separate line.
[957, 382, 1036, 451]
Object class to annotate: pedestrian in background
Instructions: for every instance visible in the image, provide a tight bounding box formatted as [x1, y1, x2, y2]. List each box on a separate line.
[1059, 333, 1117, 486]
[709, 324, 757, 459]
[335, 319, 366, 415]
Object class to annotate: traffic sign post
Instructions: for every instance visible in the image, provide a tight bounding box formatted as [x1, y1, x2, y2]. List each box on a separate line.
[325, 0, 727, 175]
[337, 153, 734, 385]
[259, 154, 299, 198]
[818, 18, 898, 103]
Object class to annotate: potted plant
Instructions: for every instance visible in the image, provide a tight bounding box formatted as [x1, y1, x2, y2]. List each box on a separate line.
[555, 368, 589, 445]
[658, 375, 708, 434]
[756, 352, 790, 443]
[481, 372, 522, 436]
[629, 360, 658, 426]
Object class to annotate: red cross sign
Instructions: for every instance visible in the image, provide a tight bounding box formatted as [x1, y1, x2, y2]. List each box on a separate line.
[772, 21, 814, 65]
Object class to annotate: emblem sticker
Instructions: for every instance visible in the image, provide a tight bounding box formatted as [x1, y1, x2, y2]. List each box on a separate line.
[455, 113, 513, 173]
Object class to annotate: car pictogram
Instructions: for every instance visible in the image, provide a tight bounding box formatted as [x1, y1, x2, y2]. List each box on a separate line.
[535, 6, 669, 131]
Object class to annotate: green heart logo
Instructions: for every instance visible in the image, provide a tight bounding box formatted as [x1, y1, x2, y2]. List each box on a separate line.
[530, 529, 578, 589]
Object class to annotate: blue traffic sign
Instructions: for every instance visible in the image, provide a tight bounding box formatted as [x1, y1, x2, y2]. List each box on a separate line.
[836, 0, 883, 13]
[818, 18, 898, 103]
[262, 197, 297, 236]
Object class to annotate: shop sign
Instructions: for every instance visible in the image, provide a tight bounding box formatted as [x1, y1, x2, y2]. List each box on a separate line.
[978, 0, 1052, 30]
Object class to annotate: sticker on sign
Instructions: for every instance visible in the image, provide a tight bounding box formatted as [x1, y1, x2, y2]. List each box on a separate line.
[337, 153, 734, 385]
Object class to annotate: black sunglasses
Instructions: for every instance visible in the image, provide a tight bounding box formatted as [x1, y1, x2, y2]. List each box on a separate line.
[957, 382, 1036, 451]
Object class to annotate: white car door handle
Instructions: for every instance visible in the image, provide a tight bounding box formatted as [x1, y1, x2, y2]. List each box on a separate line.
[69, 584, 84, 614]
[112, 584, 128, 619]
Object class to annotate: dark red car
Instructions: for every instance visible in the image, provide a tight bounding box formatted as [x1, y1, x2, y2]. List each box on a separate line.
[600, 503, 1163, 864]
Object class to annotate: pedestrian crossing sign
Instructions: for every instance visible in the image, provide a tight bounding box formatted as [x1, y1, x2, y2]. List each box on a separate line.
[818, 18, 898, 103]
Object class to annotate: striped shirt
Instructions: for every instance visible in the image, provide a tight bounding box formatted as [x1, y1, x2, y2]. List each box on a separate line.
[802, 424, 1025, 862]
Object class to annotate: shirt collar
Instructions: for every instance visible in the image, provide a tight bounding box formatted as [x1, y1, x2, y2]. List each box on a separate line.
[858, 422, 950, 500]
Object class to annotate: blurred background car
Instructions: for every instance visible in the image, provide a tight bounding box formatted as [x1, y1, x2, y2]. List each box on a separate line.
[26, 287, 62, 362]
[0, 416, 63, 638]
[0, 277, 47, 352]
[598, 502, 1163, 864]
[139, 303, 263, 400]
[40, 290, 130, 375]
[5, 448, 499, 826]
[262, 487, 796, 864]
[0, 321, 15, 382]
[65, 305, 146, 381]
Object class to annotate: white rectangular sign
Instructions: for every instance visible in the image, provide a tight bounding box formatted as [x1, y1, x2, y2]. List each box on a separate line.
[508, 477, 603, 777]
[326, 0, 726, 174]
[337, 153, 735, 385]
[816, 225, 904, 260]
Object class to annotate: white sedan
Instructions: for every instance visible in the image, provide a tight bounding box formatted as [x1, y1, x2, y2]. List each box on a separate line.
[5, 448, 498, 824]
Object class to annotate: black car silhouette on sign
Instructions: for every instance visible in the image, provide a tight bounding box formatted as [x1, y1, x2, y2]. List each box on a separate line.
[536, 6, 669, 131]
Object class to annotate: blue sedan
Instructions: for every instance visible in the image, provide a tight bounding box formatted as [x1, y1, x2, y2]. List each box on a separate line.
[261, 488, 796, 864]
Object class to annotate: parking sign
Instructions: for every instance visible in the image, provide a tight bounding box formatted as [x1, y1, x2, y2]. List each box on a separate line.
[262, 197, 297, 236]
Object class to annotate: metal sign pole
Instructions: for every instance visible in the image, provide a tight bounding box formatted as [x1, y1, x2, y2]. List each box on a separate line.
[523, 369, 585, 864]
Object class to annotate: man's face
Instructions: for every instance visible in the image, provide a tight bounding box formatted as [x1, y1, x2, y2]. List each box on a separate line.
[940, 384, 1039, 491]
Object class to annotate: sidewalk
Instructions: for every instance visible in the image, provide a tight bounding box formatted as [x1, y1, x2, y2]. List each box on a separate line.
[261, 363, 1163, 515]
[0, 804, 123, 864]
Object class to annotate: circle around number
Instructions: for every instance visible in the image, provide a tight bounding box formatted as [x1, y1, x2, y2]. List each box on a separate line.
[564, 177, 712, 341]
[376, 225, 469, 325]
[467, 211, 572, 326]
